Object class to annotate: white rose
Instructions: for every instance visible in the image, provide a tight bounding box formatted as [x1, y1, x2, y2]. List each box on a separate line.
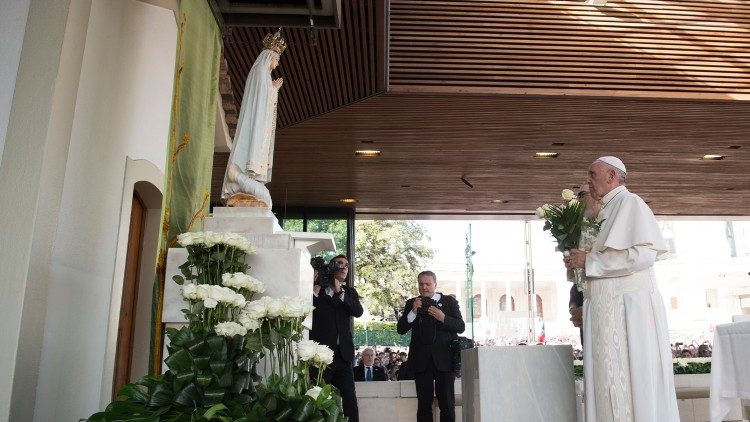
[221, 273, 233, 286]
[562, 189, 576, 201]
[204, 297, 218, 309]
[232, 293, 246, 308]
[535, 206, 547, 218]
[196, 284, 210, 300]
[177, 232, 193, 246]
[281, 296, 306, 319]
[214, 321, 247, 337]
[305, 386, 323, 400]
[238, 312, 261, 331]
[313, 344, 334, 366]
[265, 297, 283, 318]
[568, 198, 579, 206]
[296, 339, 318, 362]
[182, 283, 198, 300]
[244, 299, 267, 319]
[203, 231, 217, 247]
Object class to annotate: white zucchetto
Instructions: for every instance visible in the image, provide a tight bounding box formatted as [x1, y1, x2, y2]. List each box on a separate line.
[596, 156, 627, 174]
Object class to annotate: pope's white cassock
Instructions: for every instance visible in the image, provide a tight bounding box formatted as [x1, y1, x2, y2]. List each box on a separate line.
[582, 185, 679, 422]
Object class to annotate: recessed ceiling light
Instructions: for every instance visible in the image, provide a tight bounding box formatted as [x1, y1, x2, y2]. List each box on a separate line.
[355, 150, 381, 157]
[729, 145, 741, 149]
[551, 142, 566, 146]
[490, 199, 507, 204]
[701, 154, 725, 160]
[339, 198, 357, 204]
[534, 152, 559, 159]
[360, 140, 375, 144]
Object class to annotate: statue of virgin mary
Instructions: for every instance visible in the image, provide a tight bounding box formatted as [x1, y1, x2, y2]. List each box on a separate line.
[222, 30, 286, 207]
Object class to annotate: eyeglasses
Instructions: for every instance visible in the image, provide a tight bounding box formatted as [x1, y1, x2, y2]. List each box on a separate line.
[334, 261, 349, 268]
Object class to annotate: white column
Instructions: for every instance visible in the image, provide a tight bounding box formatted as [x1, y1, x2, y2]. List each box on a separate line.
[0, 0, 91, 420]
[505, 279, 511, 311]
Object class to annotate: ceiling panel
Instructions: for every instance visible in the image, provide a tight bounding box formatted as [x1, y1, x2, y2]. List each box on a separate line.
[252, 93, 750, 216]
[389, 0, 750, 100]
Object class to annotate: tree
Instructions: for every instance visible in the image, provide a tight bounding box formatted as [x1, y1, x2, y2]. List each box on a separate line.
[354, 220, 435, 319]
[281, 218, 348, 262]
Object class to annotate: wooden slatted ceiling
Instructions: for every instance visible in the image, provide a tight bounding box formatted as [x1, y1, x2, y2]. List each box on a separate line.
[389, 0, 750, 100]
[229, 93, 750, 216]
[222, 0, 384, 131]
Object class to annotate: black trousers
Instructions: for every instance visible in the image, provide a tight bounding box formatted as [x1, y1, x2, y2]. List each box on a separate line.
[414, 360, 455, 422]
[312, 348, 359, 422]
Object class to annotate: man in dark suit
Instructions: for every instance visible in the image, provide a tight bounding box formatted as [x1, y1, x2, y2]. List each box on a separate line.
[310, 255, 364, 422]
[353, 347, 387, 382]
[397, 271, 465, 422]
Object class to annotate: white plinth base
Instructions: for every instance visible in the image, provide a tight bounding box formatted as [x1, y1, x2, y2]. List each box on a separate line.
[162, 207, 334, 323]
[462, 345, 576, 422]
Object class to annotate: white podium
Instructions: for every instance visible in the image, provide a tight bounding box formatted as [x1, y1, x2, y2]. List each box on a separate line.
[461, 345, 576, 422]
[162, 207, 335, 323]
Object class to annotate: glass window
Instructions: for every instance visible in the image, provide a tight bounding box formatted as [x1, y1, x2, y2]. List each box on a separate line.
[306, 219, 348, 261]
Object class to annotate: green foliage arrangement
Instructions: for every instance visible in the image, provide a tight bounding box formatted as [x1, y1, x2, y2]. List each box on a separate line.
[89, 231, 346, 422]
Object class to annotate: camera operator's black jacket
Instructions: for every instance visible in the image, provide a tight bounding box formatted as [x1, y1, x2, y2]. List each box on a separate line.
[310, 286, 364, 362]
[397, 294, 465, 372]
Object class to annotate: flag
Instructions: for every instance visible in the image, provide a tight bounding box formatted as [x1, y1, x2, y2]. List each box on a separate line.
[148, 0, 221, 374]
[538, 322, 546, 343]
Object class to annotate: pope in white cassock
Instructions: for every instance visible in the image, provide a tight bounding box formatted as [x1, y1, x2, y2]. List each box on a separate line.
[565, 156, 679, 422]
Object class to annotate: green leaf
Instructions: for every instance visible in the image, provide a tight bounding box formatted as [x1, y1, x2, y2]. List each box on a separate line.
[164, 349, 192, 372]
[215, 368, 233, 388]
[148, 383, 173, 407]
[210, 361, 229, 376]
[206, 335, 228, 360]
[172, 275, 185, 285]
[173, 382, 201, 407]
[115, 383, 149, 403]
[275, 407, 293, 421]
[193, 356, 211, 370]
[231, 372, 251, 394]
[262, 394, 278, 412]
[204, 388, 226, 406]
[202, 403, 228, 419]
[291, 400, 315, 421]
[196, 373, 213, 388]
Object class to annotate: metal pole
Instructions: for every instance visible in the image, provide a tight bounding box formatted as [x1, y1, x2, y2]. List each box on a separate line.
[524, 221, 536, 344]
[465, 224, 475, 340]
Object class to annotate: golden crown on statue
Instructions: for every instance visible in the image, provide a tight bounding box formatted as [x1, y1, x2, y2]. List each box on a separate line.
[262, 29, 287, 55]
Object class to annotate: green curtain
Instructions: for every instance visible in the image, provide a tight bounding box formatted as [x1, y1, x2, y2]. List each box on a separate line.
[149, 0, 221, 374]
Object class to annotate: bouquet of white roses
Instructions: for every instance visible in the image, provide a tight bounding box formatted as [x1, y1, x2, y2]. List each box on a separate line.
[536, 189, 586, 253]
[537, 189, 602, 290]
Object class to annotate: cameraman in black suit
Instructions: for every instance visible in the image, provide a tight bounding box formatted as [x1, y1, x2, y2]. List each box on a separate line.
[310, 255, 364, 422]
[397, 271, 465, 422]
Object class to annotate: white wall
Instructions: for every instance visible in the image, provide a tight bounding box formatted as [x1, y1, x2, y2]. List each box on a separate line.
[33, 1, 176, 420]
[0, 0, 31, 166]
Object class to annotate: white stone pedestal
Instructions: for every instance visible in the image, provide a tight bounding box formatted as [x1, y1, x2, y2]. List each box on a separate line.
[162, 207, 335, 323]
[461, 345, 576, 422]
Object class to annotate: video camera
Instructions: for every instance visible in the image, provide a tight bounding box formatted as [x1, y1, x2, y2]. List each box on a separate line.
[417, 297, 436, 316]
[311, 256, 347, 289]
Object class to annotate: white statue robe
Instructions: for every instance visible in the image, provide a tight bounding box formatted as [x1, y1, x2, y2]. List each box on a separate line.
[221, 49, 279, 204]
[582, 185, 679, 422]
